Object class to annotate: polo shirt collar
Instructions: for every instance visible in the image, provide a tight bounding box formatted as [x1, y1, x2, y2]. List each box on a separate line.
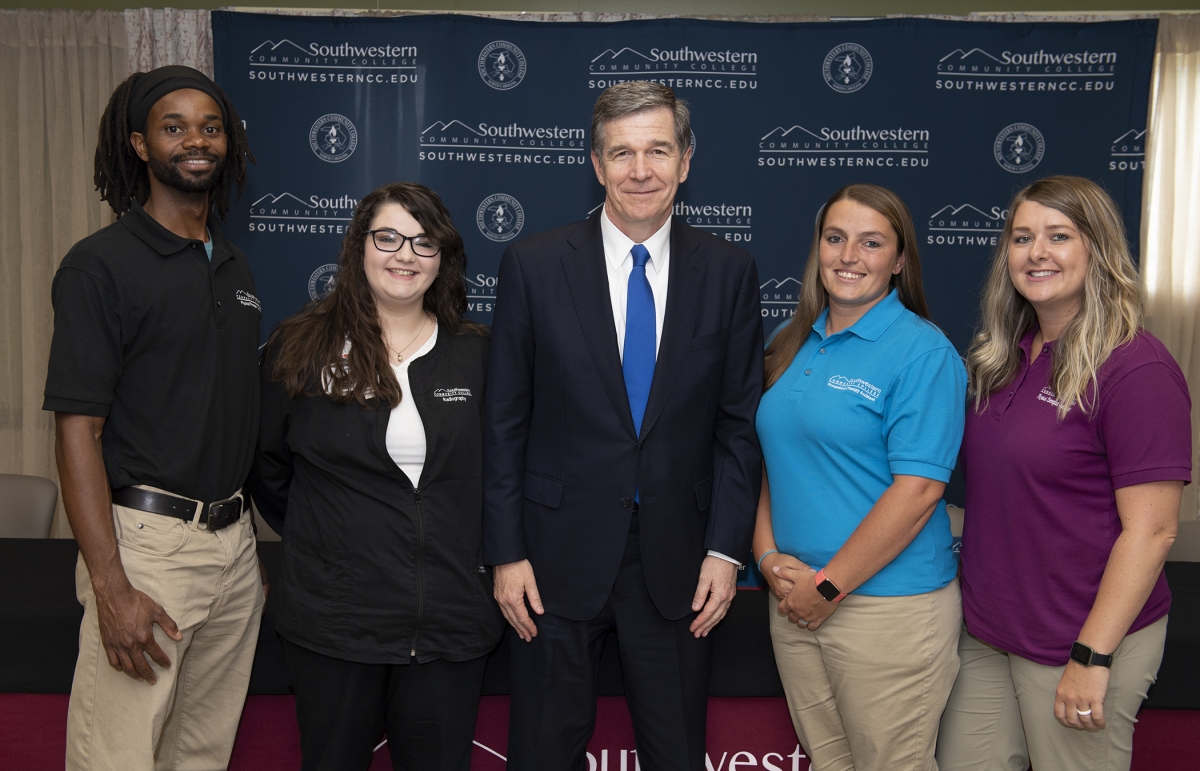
[812, 288, 906, 342]
[1018, 324, 1054, 362]
[120, 200, 231, 267]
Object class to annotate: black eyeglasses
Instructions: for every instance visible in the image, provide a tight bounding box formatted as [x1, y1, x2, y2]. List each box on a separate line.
[368, 229, 441, 257]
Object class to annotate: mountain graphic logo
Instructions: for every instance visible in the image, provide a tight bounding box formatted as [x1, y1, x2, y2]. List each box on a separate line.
[760, 278, 802, 304]
[939, 48, 1004, 64]
[591, 48, 654, 63]
[422, 120, 483, 137]
[250, 39, 309, 55]
[1111, 129, 1145, 155]
[928, 204, 1004, 228]
[760, 125, 823, 142]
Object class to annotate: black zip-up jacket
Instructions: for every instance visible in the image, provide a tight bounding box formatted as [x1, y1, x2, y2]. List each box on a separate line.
[248, 328, 503, 664]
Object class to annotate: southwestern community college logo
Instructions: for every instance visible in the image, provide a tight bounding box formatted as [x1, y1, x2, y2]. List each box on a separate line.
[309, 114, 358, 163]
[308, 263, 339, 301]
[823, 43, 873, 93]
[993, 123, 1045, 173]
[477, 194, 525, 242]
[478, 41, 526, 90]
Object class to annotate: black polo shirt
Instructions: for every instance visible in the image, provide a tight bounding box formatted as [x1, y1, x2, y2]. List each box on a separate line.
[43, 201, 261, 503]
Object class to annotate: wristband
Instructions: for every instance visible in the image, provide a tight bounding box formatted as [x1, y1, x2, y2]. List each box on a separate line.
[756, 550, 779, 571]
[814, 569, 847, 602]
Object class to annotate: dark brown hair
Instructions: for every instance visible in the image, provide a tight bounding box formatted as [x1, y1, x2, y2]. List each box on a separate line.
[94, 71, 252, 219]
[764, 184, 932, 389]
[266, 182, 488, 407]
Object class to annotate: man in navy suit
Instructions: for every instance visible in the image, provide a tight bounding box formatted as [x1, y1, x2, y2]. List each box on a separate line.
[483, 82, 763, 770]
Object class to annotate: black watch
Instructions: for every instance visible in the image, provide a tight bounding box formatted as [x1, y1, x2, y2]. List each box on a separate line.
[1070, 641, 1113, 668]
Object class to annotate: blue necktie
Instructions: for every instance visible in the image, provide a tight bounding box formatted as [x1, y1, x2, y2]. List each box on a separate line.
[623, 244, 656, 437]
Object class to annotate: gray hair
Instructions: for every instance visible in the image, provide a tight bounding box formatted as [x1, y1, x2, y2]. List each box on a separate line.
[591, 81, 691, 156]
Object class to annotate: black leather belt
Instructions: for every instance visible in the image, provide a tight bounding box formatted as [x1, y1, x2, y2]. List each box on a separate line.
[111, 487, 245, 531]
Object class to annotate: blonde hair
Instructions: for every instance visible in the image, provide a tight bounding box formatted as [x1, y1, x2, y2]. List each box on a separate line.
[764, 184, 931, 389]
[966, 176, 1143, 420]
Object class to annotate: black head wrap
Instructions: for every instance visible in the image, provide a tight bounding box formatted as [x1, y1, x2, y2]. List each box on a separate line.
[127, 65, 227, 133]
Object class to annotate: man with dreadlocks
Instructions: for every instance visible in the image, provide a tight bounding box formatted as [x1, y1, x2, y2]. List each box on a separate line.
[43, 65, 265, 771]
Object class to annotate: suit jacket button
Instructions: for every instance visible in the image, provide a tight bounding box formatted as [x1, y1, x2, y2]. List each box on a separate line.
[620, 497, 632, 508]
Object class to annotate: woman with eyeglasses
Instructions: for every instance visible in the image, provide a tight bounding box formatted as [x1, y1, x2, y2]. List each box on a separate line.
[248, 182, 503, 771]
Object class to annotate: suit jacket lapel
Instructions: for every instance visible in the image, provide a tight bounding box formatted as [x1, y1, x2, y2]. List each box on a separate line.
[640, 219, 706, 439]
[561, 215, 638, 439]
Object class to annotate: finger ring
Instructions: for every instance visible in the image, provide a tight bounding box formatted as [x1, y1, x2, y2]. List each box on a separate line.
[799, 619, 809, 626]
[1077, 708, 1092, 716]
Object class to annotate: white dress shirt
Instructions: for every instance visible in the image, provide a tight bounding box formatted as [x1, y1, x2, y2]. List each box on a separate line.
[599, 206, 739, 567]
[601, 206, 671, 360]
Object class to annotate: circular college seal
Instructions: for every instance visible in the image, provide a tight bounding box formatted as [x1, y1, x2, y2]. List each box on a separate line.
[476, 194, 525, 242]
[478, 41, 527, 90]
[308, 263, 339, 301]
[994, 123, 1046, 173]
[309, 114, 358, 163]
[823, 43, 873, 93]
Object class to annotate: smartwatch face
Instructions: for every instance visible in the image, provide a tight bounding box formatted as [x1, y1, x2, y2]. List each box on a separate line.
[1070, 641, 1092, 666]
[817, 580, 840, 602]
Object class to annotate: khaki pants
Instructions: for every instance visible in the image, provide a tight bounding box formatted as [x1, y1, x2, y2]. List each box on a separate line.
[936, 616, 1167, 771]
[66, 498, 264, 771]
[769, 578, 962, 771]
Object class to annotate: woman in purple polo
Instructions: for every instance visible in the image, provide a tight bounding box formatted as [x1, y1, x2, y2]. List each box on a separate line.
[937, 176, 1190, 771]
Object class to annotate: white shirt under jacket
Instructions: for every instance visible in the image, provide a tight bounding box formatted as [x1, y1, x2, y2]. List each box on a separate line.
[386, 323, 438, 488]
[599, 206, 739, 567]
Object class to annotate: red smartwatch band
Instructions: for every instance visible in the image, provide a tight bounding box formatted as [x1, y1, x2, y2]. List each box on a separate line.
[815, 569, 847, 602]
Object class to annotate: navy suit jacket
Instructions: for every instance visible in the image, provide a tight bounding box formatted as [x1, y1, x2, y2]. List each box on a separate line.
[482, 213, 764, 621]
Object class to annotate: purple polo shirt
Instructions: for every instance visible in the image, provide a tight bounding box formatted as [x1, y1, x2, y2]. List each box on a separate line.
[961, 328, 1191, 666]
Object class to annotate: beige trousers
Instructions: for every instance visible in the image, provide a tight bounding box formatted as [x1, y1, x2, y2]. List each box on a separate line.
[66, 498, 264, 771]
[769, 578, 963, 771]
[935, 616, 1167, 771]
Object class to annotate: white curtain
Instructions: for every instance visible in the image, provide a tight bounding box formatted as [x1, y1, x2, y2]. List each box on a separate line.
[1143, 14, 1200, 521]
[0, 10, 128, 537]
[125, 8, 212, 76]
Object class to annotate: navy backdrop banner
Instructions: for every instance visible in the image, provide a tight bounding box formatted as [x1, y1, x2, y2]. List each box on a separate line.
[214, 13, 1155, 587]
[213, 13, 1155, 355]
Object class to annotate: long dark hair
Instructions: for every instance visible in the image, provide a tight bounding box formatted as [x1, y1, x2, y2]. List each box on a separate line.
[267, 182, 488, 407]
[94, 71, 252, 219]
[764, 184, 932, 389]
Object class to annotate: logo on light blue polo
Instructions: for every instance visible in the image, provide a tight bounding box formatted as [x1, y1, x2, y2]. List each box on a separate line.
[309, 114, 357, 163]
[994, 123, 1045, 173]
[478, 41, 526, 90]
[476, 194, 525, 242]
[823, 43, 873, 93]
[827, 375, 881, 402]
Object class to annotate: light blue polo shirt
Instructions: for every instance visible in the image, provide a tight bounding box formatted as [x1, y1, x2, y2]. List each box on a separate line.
[757, 289, 966, 596]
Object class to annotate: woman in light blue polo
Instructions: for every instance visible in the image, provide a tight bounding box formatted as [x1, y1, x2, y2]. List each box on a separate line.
[753, 184, 967, 771]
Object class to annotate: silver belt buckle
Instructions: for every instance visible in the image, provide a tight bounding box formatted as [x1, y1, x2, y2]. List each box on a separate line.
[206, 494, 242, 531]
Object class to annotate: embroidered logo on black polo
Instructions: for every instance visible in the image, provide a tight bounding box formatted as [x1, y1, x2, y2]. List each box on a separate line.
[434, 388, 471, 403]
[236, 290, 261, 312]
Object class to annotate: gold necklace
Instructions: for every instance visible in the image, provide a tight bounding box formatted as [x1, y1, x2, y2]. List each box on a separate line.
[387, 315, 429, 363]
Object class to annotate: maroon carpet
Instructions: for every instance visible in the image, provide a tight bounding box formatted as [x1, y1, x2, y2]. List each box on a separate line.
[1, 693, 1193, 770]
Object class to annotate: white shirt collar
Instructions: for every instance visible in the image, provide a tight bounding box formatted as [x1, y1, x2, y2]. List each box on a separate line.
[600, 205, 672, 273]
